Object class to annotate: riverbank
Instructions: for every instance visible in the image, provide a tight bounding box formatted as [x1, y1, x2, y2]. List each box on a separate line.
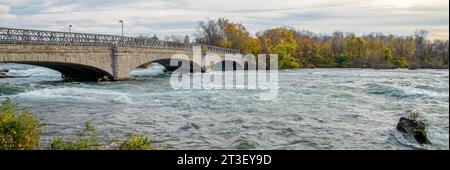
[0, 98, 159, 150]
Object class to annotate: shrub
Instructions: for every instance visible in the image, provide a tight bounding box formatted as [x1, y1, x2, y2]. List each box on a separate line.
[335, 55, 349, 68]
[407, 110, 427, 127]
[49, 122, 158, 150]
[0, 98, 43, 150]
[49, 122, 102, 150]
[1, 98, 160, 150]
[118, 135, 156, 150]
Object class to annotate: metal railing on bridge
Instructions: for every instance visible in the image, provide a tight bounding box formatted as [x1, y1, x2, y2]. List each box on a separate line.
[0, 27, 239, 54]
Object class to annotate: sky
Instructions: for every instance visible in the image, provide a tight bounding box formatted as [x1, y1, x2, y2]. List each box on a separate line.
[0, 0, 448, 40]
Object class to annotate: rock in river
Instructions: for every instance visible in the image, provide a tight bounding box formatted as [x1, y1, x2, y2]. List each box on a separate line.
[396, 117, 430, 144]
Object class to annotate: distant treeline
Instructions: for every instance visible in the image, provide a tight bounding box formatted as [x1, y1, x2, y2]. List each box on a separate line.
[189, 18, 448, 69]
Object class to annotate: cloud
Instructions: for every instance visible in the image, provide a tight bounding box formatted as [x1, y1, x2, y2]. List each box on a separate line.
[0, 0, 448, 40]
[0, 4, 15, 20]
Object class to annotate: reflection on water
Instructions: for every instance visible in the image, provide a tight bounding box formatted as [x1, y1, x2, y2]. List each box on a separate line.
[1, 63, 449, 150]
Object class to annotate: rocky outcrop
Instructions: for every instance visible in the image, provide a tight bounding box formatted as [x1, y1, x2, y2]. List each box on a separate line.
[397, 117, 430, 144]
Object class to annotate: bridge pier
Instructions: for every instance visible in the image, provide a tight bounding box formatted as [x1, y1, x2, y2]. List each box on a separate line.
[110, 46, 129, 81]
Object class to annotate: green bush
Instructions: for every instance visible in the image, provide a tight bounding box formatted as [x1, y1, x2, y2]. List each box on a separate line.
[0, 98, 43, 150]
[335, 55, 349, 68]
[118, 135, 156, 150]
[50, 122, 158, 150]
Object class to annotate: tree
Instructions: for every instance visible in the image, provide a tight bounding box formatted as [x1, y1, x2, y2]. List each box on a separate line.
[257, 28, 301, 69]
[414, 30, 428, 64]
[194, 19, 224, 46]
[345, 35, 367, 67]
[184, 35, 191, 44]
[193, 18, 449, 69]
[384, 48, 394, 68]
[364, 35, 386, 68]
[275, 40, 300, 69]
[242, 38, 261, 55]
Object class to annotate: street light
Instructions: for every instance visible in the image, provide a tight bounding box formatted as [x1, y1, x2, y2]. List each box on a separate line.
[119, 20, 124, 37]
[69, 25, 72, 32]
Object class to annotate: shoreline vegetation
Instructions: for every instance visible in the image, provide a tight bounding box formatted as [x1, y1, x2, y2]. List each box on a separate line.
[156, 18, 449, 70]
[0, 98, 159, 150]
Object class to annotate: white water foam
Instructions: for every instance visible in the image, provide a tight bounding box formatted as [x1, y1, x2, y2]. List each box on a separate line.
[396, 83, 448, 100]
[16, 87, 134, 104]
[131, 63, 166, 77]
[380, 128, 426, 150]
[3, 64, 61, 77]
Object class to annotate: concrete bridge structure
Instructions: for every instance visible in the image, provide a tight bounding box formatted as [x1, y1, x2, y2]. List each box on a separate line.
[0, 27, 241, 81]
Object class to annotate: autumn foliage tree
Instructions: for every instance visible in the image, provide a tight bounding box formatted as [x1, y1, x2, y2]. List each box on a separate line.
[195, 18, 449, 69]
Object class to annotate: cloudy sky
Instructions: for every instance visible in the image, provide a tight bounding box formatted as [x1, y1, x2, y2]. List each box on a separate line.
[0, 0, 448, 40]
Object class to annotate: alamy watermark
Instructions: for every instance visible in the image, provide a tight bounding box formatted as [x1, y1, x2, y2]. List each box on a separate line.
[169, 46, 278, 100]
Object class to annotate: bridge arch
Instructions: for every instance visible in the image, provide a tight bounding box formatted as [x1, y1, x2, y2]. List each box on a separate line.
[128, 57, 203, 74]
[0, 62, 113, 81]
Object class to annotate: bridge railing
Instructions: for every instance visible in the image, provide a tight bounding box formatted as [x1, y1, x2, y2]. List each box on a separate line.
[206, 46, 240, 54]
[0, 27, 239, 54]
[0, 27, 193, 49]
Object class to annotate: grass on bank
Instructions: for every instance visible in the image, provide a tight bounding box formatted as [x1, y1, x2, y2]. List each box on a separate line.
[49, 122, 102, 150]
[1, 98, 158, 150]
[49, 122, 158, 150]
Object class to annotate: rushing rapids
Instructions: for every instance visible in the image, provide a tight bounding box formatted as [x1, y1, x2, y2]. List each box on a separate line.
[0, 63, 448, 150]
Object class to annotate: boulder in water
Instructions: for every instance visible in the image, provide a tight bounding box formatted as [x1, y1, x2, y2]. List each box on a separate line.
[396, 117, 430, 144]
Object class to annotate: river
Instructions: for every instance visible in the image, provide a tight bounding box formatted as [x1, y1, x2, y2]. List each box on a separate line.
[0, 63, 448, 150]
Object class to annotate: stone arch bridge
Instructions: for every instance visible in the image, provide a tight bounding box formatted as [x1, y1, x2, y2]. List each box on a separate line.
[0, 27, 242, 81]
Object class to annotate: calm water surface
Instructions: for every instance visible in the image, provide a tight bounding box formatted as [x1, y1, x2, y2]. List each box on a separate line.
[0, 63, 448, 150]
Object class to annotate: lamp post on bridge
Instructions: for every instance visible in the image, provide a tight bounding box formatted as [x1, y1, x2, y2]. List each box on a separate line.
[119, 20, 124, 37]
[69, 25, 72, 33]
